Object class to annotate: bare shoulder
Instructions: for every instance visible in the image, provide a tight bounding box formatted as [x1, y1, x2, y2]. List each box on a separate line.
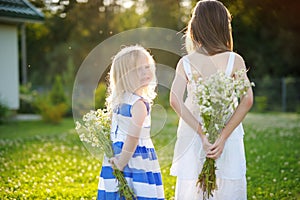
[232, 52, 246, 70]
[233, 52, 245, 62]
[176, 57, 184, 68]
[131, 99, 147, 120]
[175, 57, 185, 75]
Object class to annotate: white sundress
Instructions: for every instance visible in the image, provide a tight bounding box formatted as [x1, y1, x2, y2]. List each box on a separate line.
[170, 52, 247, 200]
[97, 93, 165, 200]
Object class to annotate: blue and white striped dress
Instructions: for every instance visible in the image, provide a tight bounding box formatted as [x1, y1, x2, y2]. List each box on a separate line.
[97, 93, 165, 200]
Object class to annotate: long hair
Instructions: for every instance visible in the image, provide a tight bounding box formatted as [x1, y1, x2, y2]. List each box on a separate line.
[106, 45, 157, 111]
[187, 0, 233, 55]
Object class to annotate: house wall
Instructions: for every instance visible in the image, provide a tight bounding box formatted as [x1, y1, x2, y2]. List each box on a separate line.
[0, 24, 19, 110]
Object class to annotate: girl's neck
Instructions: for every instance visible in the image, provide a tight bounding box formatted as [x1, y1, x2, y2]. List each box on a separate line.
[134, 87, 144, 97]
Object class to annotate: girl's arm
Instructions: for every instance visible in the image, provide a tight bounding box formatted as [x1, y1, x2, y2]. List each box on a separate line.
[111, 99, 147, 170]
[170, 59, 211, 151]
[207, 55, 254, 159]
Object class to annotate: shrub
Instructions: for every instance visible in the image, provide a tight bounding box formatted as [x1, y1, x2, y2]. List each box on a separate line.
[19, 83, 38, 114]
[49, 76, 67, 105]
[36, 99, 68, 124]
[254, 96, 268, 112]
[94, 83, 107, 109]
[0, 98, 9, 124]
[35, 76, 68, 124]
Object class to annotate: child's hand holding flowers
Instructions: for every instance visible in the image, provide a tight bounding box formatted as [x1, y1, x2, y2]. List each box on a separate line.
[75, 109, 136, 200]
[193, 69, 254, 199]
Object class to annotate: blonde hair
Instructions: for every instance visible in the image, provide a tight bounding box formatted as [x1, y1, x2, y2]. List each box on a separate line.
[187, 0, 233, 55]
[106, 45, 157, 111]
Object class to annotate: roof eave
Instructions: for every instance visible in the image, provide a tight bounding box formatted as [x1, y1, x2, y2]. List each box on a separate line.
[0, 16, 44, 24]
[0, 0, 45, 24]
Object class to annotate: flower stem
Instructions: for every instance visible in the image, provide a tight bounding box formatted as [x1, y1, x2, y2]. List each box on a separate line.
[197, 158, 217, 200]
[113, 169, 137, 200]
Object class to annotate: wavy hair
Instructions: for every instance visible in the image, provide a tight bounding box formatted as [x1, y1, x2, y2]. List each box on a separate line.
[106, 45, 157, 111]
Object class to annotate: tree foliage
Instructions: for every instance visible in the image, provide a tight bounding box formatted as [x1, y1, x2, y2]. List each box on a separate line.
[26, 0, 300, 89]
[226, 0, 300, 78]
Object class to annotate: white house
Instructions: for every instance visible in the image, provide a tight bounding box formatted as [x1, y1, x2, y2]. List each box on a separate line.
[0, 0, 44, 110]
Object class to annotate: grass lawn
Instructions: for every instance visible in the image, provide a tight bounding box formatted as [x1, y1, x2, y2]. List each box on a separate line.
[0, 111, 299, 199]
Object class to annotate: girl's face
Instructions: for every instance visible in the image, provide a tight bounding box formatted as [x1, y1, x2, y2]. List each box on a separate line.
[136, 55, 153, 89]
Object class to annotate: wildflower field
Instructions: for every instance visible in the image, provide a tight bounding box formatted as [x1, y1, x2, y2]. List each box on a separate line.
[0, 112, 299, 199]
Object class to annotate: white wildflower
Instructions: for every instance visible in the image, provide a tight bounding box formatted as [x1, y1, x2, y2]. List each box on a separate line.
[193, 69, 254, 199]
[75, 108, 136, 199]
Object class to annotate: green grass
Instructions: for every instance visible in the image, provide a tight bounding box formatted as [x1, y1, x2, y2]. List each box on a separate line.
[242, 113, 300, 200]
[0, 112, 299, 199]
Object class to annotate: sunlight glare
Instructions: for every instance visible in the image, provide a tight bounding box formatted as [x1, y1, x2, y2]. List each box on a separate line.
[180, 0, 191, 8]
[118, 0, 134, 9]
[76, 0, 88, 3]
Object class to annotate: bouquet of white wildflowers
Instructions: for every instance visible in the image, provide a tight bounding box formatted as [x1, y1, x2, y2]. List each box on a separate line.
[75, 109, 136, 200]
[193, 69, 254, 199]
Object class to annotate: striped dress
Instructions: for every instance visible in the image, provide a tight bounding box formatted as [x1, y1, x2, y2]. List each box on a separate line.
[97, 93, 165, 200]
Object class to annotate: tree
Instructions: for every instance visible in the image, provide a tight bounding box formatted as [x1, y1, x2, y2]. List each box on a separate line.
[26, 0, 300, 89]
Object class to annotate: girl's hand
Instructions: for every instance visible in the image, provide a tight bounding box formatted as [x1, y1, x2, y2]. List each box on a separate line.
[206, 137, 226, 160]
[201, 136, 212, 153]
[109, 157, 124, 171]
[109, 99, 147, 172]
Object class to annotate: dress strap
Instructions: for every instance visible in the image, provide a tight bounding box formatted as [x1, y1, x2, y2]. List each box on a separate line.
[130, 93, 150, 114]
[225, 52, 235, 76]
[182, 56, 193, 81]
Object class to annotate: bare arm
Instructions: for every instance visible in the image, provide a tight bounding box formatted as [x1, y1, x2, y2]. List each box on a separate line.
[207, 55, 254, 159]
[219, 88, 253, 141]
[170, 59, 211, 150]
[111, 100, 147, 170]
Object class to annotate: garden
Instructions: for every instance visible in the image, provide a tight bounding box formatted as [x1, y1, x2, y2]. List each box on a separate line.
[0, 111, 299, 199]
[0, 0, 299, 199]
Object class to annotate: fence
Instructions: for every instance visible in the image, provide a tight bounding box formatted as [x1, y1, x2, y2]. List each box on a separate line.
[252, 77, 300, 112]
[154, 77, 300, 113]
[17, 77, 300, 114]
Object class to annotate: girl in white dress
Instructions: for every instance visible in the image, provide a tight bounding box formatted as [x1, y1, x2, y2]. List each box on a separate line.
[97, 45, 164, 199]
[169, 1, 253, 199]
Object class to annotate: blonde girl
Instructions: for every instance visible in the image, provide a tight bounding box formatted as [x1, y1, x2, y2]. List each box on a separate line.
[170, 0, 253, 199]
[97, 45, 165, 200]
